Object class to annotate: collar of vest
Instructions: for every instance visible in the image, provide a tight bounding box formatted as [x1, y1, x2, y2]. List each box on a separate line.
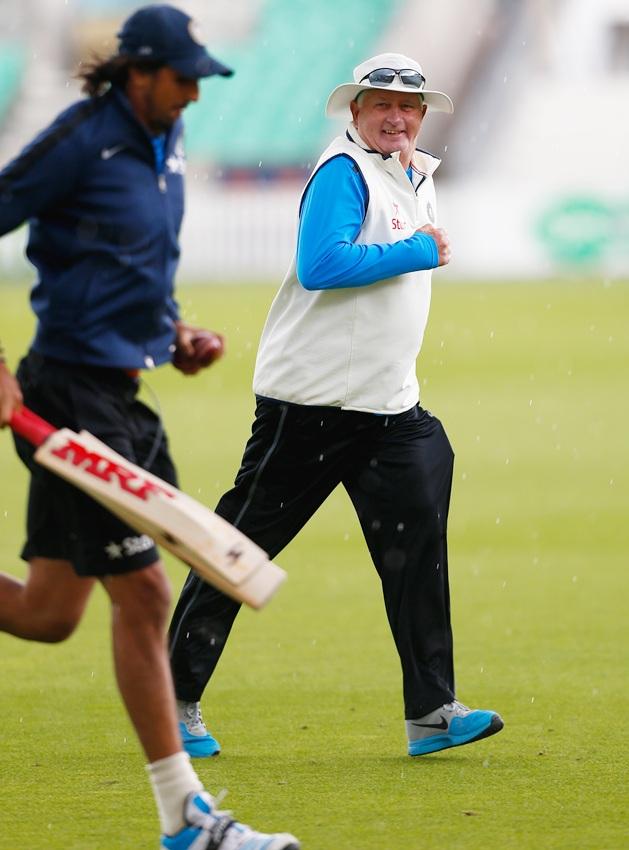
[345, 124, 441, 177]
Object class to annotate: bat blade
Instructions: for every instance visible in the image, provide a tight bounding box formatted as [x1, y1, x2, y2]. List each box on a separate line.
[10, 409, 285, 609]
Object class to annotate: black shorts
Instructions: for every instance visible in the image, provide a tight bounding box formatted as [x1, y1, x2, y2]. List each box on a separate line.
[13, 351, 178, 577]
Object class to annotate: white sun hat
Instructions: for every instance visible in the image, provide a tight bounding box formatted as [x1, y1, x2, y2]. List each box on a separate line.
[326, 52, 453, 117]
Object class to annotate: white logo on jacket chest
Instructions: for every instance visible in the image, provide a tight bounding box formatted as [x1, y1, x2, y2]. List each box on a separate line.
[166, 137, 186, 175]
[391, 202, 408, 231]
[166, 154, 186, 175]
[101, 145, 125, 160]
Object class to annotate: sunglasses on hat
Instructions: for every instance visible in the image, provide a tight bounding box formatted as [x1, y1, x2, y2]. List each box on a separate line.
[359, 68, 426, 89]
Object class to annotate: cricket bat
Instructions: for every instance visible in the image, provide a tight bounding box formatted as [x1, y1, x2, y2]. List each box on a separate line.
[9, 406, 286, 609]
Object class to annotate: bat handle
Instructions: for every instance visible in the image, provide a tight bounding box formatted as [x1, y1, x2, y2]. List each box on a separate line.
[9, 406, 56, 447]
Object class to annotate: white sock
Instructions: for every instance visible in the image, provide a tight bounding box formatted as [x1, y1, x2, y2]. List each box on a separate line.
[146, 751, 204, 836]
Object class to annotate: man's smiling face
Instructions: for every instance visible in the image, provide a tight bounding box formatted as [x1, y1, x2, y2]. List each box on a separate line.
[350, 89, 427, 169]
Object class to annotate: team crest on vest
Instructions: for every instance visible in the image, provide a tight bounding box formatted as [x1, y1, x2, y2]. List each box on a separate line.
[426, 201, 435, 223]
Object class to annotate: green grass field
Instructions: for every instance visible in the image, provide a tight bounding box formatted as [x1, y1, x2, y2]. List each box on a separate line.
[0, 279, 627, 850]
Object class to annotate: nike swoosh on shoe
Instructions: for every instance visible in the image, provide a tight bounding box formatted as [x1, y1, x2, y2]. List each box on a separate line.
[410, 715, 448, 730]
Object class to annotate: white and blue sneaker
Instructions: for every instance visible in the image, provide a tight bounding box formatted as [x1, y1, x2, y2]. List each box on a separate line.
[161, 791, 300, 850]
[177, 701, 221, 758]
[407, 699, 504, 756]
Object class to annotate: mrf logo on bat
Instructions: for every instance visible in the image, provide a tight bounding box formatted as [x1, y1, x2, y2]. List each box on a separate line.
[51, 437, 175, 502]
[9, 405, 288, 609]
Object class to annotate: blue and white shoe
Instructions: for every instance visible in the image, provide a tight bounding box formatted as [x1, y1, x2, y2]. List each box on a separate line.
[407, 700, 504, 756]
[177, 701, 221, 758]
[161, 791, 300, 850]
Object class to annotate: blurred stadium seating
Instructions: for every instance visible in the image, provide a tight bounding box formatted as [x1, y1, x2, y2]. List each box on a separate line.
[0, 42, 27, 126]
[2, 0, 400, 177]
[183, 0, 401, 176]
[1, 0, 627, 281]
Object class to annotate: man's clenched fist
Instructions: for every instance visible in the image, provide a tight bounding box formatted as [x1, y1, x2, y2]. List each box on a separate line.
[173, 324, 225, 376]
[417, 223, 451, 267]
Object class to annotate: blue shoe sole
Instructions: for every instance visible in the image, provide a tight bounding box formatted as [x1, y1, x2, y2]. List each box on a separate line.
[179, 722, 221, 758]
[408, 712, 504, 756]
[183, 737, 221, 758]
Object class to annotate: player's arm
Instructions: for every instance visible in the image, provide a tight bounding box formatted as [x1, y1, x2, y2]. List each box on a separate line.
[0, 112, 85, 236]
[0, 115, 86, 421]
[0, 345, 23, 426]
[295, 155, 442, 290]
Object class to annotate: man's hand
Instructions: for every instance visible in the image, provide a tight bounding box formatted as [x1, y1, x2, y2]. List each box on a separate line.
[172, 322, 225, 376]
[0, 362, 24, 426]
[417, 224, 451, 267]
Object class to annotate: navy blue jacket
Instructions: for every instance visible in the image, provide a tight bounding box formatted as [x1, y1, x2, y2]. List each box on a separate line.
[0, 88, 185, 369]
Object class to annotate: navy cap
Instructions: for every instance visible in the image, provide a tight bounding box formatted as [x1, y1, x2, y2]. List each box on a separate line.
[117, 4, 234, 79]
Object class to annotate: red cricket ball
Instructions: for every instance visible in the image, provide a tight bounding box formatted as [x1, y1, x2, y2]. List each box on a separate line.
[191, 333, 224, 366]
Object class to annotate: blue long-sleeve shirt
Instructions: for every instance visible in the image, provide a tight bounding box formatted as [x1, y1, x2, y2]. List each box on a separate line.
[0, 88, 184, 370]
[295, 154, 439, 290]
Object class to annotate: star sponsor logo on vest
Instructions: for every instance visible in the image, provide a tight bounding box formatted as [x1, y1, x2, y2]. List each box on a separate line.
[105, 534, 155, 560]
[391, 202, 408, 231]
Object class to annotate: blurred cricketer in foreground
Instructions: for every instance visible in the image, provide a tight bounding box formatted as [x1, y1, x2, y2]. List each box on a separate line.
[170, 52, 504, 760]
[0, 5, 299, 849]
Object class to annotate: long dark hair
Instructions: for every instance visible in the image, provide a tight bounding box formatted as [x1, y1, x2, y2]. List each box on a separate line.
[77, 54, 164, 97]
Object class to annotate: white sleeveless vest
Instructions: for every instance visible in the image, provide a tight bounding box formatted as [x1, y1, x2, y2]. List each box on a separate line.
[253, 126, 441, 414]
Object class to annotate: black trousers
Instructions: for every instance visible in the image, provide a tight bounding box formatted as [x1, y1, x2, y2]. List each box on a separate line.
[169, 397, 456, 718]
